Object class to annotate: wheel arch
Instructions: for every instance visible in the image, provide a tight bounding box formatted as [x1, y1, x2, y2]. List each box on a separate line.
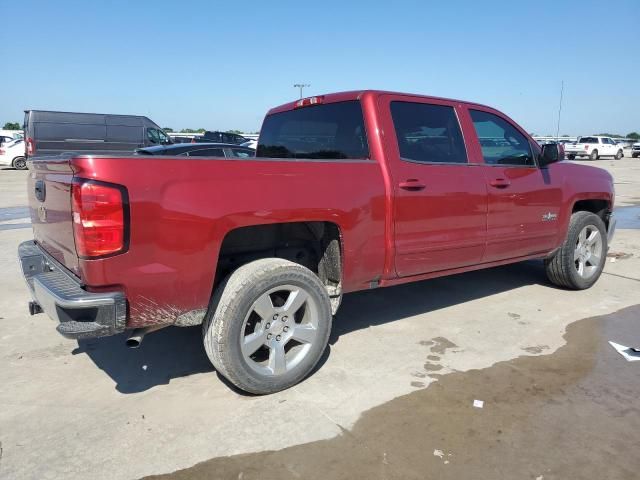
[214, 221, 344, 313]
[571, 198, 611, 229]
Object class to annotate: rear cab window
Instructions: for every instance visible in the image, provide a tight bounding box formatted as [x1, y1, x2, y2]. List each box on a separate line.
[257, 101, 369, 159]
[578, 137, 599, 144]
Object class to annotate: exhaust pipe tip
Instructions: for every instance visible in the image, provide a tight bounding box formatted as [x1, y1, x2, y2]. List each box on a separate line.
[125, 337, 142, 349]
[125, 325, 167, 349]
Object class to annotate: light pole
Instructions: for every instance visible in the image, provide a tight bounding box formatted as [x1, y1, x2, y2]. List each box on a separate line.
[294, 84, 310, 99]
[555, 80, 564, 142]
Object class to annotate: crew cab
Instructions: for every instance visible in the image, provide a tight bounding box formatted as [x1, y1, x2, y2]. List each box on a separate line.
[565, 135, 624, 160]
[19, 90, 616, 394]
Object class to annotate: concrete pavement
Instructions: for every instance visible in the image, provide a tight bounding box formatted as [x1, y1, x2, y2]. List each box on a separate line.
[0, 156, 639, 479]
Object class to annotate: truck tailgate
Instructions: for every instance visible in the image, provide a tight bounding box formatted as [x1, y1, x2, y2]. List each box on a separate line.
[27, 157, 80, 276]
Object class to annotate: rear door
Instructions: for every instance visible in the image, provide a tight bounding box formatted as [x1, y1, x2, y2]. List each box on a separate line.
[465, 107, 562, 261]
[379, 95, 487, 277]
[603, 137, 617, 156]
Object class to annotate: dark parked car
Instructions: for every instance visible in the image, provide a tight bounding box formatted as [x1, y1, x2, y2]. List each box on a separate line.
[135, 142, 255, 158]
[197, 131, 248, 145]
[23, 110, 171, 159]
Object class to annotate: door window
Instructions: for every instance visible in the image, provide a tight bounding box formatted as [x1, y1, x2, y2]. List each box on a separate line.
[470, 110, 534, 167]
[147, 128, 170, 145]
[229, 148, 255, 158]
[390, 102, 467, 164]
[185, 148, 225, 157]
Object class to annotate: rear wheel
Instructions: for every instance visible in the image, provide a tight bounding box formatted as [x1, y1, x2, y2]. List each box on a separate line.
[615, 149, 623, 160]
[13, 157, 27, 170]
[203, 258, 332, 394]
[589, 149, 599, 160]
[544, 211, 607, 290]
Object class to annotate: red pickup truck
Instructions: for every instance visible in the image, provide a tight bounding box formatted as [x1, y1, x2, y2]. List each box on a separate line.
[20, 90, 616, 394]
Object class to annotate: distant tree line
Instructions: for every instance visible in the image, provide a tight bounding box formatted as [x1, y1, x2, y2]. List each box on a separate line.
[3, 122, 21, 130]
[162, 127, 259, 134]
[529, 131, 639, 140]
[597, 132, 640, 140]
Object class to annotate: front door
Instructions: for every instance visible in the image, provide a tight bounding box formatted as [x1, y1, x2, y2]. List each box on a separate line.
[379, 96, 488, 277]
[466, 108, 563, 261]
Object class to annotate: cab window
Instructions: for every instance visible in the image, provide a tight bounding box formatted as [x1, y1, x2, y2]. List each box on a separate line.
[470, 110, 534, 167]
[390, 101, 468, 164]
[257, 101, 368, 159]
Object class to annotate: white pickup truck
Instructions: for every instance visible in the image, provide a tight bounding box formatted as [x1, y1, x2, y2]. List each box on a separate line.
[565, 136, 624, 160]
[632, 143, 640, 158]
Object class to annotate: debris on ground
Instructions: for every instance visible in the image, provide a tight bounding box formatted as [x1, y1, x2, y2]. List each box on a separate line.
[608, 342, 640, 362]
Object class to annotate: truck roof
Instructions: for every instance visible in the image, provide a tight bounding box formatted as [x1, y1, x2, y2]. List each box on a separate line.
[266, 90, 496, 115]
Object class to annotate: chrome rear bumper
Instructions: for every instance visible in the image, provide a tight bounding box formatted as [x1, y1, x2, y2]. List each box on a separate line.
[18, 240, 126, 339]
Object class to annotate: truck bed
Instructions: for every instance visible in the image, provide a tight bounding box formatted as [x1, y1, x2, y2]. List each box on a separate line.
[28, 154, 387, 328]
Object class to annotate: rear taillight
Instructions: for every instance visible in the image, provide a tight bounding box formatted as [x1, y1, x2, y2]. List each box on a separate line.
[26, 138, 35, 156]
[584, 145, 589, 150]
[72, 180, 128, 258]
[0, 148, 4, 155]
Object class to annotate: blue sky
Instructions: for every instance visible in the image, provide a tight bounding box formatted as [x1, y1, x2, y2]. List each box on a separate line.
[1, 0, 638, 135]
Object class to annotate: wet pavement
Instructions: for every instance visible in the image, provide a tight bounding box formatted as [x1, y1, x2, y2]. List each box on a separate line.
[616, 205, 640, 230]
[146, 305, 640, 480]
[0, 206, 31, 231]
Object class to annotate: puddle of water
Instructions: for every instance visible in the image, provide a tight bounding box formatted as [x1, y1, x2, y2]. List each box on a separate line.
[0, 206, 30, 222]
[0, 223, 32, 232]
[615, 205, 640, 229]
[143, 305, 640, 480]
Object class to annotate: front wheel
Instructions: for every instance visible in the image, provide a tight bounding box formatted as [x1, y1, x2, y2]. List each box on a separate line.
[544, 211, 607, 290]
[13, 157, 27, 170]
[203, 258, 332, 394]
[615, 149, 623, 160]
[589, 149, 599, 160]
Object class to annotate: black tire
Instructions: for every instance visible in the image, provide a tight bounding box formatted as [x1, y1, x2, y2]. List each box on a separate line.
[544, 211, 607, 290]
[632, 153, 639, 158]
[203, 258, 332, 394]
[568, 154, 576, 160]
[589, 149, 599, 160]
[13, 157, 27, 170]
[615, 149, 623, 160]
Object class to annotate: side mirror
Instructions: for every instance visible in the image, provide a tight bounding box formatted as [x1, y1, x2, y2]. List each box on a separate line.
[539, 143, 563, 167]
